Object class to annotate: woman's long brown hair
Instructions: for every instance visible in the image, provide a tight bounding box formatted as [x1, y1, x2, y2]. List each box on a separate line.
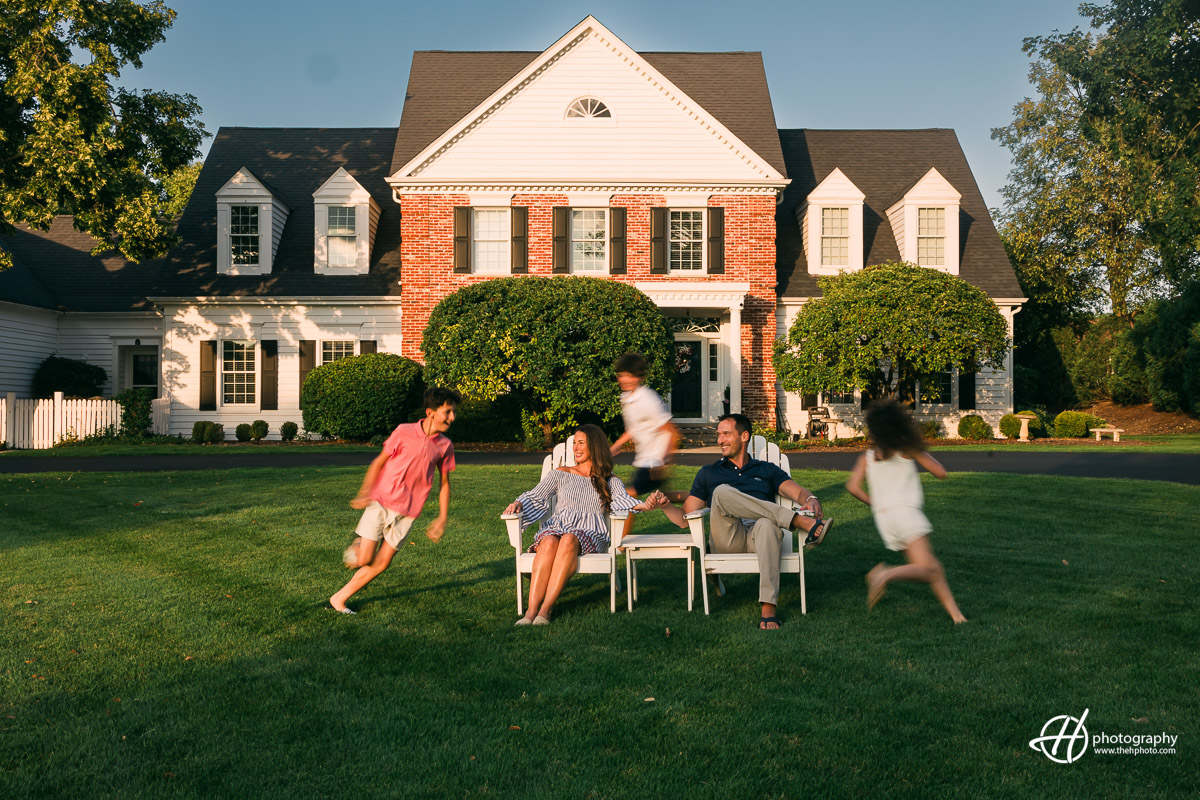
[576, 424, 614, 513]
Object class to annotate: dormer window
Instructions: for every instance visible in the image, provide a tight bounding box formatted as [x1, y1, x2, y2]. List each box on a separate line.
[327, 207, 357, 267]
[230, 206, 260, 266]
[798, 168, 865, 275]
[566, 97, 611, 118]
[313, 167, 380, 275]
[885, 168, 961, 274]
[216, 167, 289, 276]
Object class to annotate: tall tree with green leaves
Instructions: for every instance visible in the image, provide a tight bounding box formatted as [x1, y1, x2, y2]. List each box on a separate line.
[773, 262, 1010, 404]
[0, 1, 206, 269]
[1033, 0, 1200, 288]
[992, 48, 1163, 321]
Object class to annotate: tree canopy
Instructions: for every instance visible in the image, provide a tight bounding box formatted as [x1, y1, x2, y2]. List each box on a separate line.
[772, 262, 1010, 403]
[421, 276, 674, 444]
[0, 1, 207, 269]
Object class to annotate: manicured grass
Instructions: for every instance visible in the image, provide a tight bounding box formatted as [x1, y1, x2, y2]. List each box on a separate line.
[0, 442, 379, 458]
[928, 434, 1200, 453]
[2, 465, 1195, 798]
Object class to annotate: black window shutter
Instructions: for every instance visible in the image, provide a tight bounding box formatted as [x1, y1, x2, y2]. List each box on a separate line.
[609, 207, 627, 274]
[552, 207, 569, 273]
[708, 206, 725, 274]
[359, 340, 377, 354]
[199, 341, 217, 411]
[298, 340, 315, 409]
[453, 207, 471, 273]
[260, 340, 278, 411]
[650, 207, 667, 274]
[958, 370, 977, 411]
[511, 207, 528, 273]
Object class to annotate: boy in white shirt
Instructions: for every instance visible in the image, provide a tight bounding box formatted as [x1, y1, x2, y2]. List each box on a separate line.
[610, 353, 679, 499]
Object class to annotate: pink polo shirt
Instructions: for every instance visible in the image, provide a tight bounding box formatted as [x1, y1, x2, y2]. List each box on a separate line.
[368, 421, 456, 517]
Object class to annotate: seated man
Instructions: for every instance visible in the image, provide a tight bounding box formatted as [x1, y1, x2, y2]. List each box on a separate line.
[683, 413, 834, 630]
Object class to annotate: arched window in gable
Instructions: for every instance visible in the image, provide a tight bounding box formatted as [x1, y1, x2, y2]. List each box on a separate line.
[566, 97, 612, 119]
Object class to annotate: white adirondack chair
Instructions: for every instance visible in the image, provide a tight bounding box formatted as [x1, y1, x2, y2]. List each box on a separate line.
[685, 435, 813, 615]
[500, 435, 625, 614]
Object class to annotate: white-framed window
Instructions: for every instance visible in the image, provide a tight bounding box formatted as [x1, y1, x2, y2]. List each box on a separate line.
[473, 208, 510, 274]
[322, 340, 355, 365]
[825, 389, 855, 405]
[566, 97, 611, 119]
[669, 210, 705, 272]
[230, 206, 260, 266]
[327, 207, 357, 268]
[222, 340, 256, 405]
[820, 208, 850, 267]
[918, 371, 953, 406]
[570, 209, 607, 273]
[917, 208, 945, 266]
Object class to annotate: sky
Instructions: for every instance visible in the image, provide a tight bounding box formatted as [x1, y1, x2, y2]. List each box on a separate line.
[121, 0, 1095, 210]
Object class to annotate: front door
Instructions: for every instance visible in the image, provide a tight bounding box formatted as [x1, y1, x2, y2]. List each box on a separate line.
[670, 339, 703, 419]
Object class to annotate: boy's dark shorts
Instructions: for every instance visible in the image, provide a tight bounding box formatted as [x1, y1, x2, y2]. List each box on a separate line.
[631, 467, 665, 496]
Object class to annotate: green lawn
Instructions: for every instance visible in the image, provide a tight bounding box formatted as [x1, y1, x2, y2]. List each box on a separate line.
[0, 442, 380, 458]
[2, 465, 1195, 798]
[928, 433, 1200, 453]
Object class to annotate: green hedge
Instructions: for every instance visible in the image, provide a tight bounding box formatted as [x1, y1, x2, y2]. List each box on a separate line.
[448, 395, 524, 443]
[1053, 410, 1106, 438]
[114, 388, 153, 438]
[190, 421, 224, 444]
[957, 414, 993, 440]
[302, 353, 425, 441]
[32, 355, 107, 398]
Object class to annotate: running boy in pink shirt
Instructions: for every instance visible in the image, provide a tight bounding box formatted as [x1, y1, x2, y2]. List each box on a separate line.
[329, 387, 461, 614]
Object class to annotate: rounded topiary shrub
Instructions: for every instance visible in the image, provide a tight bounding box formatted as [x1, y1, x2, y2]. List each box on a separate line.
[251, 419, 269, 441]
[280, 421, 298, 442]
[302, 353, 425, 441]
[32, 355, 108, 398]
[919, 420, 944, 440]
[957, 414, 993, 440]
[1053, 410, 1090, 438]
[235, 423, 252, 442]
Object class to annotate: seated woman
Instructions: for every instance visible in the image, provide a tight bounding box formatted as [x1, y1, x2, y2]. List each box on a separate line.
[505, 424, 682, 625]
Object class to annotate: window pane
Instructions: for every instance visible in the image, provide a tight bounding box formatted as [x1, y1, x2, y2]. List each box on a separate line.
[920, 372, 953, 404]
[131, 354, 157, 386]
[231, 206, 259, 266]
[322, 340, 354, 364]
[918, 208, 945, 236]
[669, 210, 704, 271]
[917, 237, 944, 266]
[329, 235, 357, 267]
[221, 341, 255, 404]
[473, 209, 509, 273]
[821, 208, 848, 236]
[474, 241, 508, 272]
[328, 207, 356, 235]
[473, 209, 507, 239]
[571, 210, 606, 272]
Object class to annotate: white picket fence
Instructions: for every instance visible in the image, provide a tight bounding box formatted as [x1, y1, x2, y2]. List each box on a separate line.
[1, 392, 171, 449]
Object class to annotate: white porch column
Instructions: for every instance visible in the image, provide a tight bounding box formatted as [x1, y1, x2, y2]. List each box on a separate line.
[729, 302, 742, 414]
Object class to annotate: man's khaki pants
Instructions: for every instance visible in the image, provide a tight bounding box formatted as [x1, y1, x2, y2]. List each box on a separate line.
[708, 484, 795, 605]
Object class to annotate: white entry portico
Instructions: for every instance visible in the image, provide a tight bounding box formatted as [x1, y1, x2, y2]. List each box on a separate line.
[636, 281, 749, 423]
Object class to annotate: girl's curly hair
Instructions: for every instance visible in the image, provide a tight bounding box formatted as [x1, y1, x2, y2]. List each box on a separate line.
[864, 399, 926, 459]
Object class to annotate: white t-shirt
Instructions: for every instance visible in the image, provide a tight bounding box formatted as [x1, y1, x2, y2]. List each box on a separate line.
[620, 385, 673, 468]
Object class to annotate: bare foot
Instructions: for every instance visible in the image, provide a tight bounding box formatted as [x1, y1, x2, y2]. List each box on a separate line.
[866, 563, 887, 609]
[952, 614, 967, 624]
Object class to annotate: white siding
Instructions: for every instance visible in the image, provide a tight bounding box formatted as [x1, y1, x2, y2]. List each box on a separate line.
[407, 33, 774, 184]
[0, 304, 59, 396]
[162, 302, 403, 440]
[56, 313, 163, 396]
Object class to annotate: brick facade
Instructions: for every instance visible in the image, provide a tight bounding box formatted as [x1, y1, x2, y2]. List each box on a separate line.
[397, 192, 778, 424]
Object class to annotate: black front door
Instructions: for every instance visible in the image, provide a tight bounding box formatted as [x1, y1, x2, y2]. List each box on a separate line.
[671, 340, 703, 418]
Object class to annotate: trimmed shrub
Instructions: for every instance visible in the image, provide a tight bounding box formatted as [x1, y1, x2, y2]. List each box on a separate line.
[32, 355, 107, 398]
[423, 276, 673, 447]
[114, 388, 153, 438]
[1053, 410, 1091, 438]
[302, 353, 425, 441]
[957, 414, 993, 440]
[251, 419, 268, 441]
[280, 421, 298, 442]
[448, 394, 524, 443]
[191, 421, 224, 444]
[369, 433, 386, 447]
[919, 420, 944, 440]
[235, 423, 252, 442]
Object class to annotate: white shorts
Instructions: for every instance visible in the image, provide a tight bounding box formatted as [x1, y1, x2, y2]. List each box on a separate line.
[873, 506, 932, 552]
[355, 501, 416, 550]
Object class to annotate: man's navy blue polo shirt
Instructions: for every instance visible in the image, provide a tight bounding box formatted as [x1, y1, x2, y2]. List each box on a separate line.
[688, 457, 790, 505]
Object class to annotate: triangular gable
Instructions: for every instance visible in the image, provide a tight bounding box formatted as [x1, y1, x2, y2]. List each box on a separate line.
[313, 167, 373, 203]
[805, 168, 865, 204]
[216, 167, 291, 212]
[388, 16, 788, 188]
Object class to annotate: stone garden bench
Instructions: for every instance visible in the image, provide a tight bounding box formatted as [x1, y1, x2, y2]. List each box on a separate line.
[1092, 427, 1124, 442]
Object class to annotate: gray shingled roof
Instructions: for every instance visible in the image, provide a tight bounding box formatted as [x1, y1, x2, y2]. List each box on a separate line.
[156, 127, 402, 300]
[0, 218, 150, 311]
[776, 129, 1022, 299]
[391, 50, 786, 178]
